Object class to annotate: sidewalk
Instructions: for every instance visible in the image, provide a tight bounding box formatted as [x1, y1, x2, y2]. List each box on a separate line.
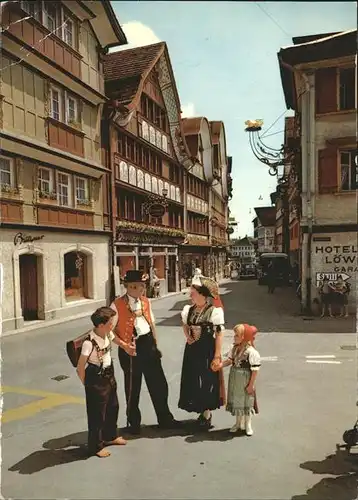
[1, 278, 231, 339]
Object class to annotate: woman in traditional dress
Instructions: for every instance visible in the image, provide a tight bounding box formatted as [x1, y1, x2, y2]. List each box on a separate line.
[178, 276, 225, 429]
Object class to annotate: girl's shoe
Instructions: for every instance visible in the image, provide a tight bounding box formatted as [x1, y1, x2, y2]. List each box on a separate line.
[229, 416, 245, 433]
[245, 415, 253, 436]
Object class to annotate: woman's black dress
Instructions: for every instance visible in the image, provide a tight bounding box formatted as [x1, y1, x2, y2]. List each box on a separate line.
[178, 304, 223, 413]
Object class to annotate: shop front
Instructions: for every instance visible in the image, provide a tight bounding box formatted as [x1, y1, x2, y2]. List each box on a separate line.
[178, 234, 211, 287]
[1, 228, 110, 333]
[114, 221, 185, 297]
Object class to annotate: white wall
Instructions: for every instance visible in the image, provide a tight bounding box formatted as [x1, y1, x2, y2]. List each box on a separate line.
[0, 229, 110, 332]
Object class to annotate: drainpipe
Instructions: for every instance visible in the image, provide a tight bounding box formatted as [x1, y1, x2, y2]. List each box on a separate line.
[301, 72, 315, 314]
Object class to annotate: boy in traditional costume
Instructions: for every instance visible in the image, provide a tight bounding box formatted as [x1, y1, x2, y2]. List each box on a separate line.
[76, 307, 127, 458]
[110, 270, 180, 435]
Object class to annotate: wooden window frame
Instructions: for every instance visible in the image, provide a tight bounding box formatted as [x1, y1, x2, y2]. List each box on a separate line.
[38, 166, 53, 194]
[0, 155, 15, 187]
[50, 86, 63, 121]
[340, 149, 357, 192]
[65, 91, 79, 126]
[75, 176, 89, 206]
[57, 171, 72, 207]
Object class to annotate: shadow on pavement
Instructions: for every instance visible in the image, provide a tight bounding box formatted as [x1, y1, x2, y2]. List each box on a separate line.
[8, 447, 88, 474]
[291, 445, 358, 499]
[8, 420, 207, 474]
[184, 427, 243, 443]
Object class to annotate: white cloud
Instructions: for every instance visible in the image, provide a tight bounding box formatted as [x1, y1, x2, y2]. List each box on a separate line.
[181, 103, 196, 118]
[110, 21, 161, 52]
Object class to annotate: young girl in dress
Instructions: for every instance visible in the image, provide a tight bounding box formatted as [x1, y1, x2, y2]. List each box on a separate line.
[212, 323, 260, 436]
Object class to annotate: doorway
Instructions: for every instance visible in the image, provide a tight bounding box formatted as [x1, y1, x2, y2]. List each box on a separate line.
[19, 254, 39, 321]
[168, 255, 177, 293]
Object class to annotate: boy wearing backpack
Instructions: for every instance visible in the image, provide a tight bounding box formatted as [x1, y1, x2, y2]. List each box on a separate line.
[76, 306, 131, 457]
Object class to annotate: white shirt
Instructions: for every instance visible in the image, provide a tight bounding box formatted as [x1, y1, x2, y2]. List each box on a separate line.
[181, 305, 225, 327]
[110, 295, 155, 338]
[81, 330, 115, 368]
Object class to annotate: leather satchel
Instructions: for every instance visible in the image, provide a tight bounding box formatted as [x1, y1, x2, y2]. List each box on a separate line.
[66, 330, 92, 367]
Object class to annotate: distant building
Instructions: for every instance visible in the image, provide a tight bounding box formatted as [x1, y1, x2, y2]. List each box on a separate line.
[231, 236, 256, 263]
[253, 207, 276, 253]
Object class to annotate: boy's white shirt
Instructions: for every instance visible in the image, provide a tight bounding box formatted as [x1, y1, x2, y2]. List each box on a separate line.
[81, 330, 115, 368]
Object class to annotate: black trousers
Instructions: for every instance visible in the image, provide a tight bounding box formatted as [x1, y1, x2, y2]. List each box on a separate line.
[118, 333, 174, 427]
[85, 363, 119, 455]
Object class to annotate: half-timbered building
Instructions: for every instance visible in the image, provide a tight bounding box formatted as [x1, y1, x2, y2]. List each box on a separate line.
[103, 42, 194, 296]
[0, 0, 127, 332]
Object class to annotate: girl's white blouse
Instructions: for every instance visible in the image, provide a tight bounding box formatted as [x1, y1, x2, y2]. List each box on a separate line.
[224, 345, 261, 371]
[181, 304, 225, 326]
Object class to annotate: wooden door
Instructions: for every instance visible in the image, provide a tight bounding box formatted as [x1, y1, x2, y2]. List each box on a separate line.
[168, 255, 176, 293]
[20, 254, 38, 321]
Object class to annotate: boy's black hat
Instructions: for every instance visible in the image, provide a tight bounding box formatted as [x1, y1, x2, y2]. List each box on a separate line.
[123, 270, 145, 283]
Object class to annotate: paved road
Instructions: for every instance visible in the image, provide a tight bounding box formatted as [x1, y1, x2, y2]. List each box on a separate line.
[2, 280, 357, 499]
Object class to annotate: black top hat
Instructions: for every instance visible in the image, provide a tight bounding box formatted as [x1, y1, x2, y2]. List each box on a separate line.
[123, 270, 145, 283]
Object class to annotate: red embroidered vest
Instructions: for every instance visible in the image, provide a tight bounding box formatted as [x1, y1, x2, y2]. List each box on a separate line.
[114, 295, 153, 344]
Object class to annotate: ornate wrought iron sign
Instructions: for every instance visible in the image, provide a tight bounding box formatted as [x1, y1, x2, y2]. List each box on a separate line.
[14, 232, 44, 246]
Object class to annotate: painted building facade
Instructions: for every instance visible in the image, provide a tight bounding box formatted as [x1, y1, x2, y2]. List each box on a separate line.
[279, 30, 356, 311]
[253, 207, 276, 254]
[0, 0, 127, 332]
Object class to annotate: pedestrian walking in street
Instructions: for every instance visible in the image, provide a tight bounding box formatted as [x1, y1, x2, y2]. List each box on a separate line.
[318, 276, 334, 317]
[76, 307, 127, 458]
[179, 275, 226, 430]
[267, 261, 276, 294]
[110, 270, 180, 435]
[213, 323, 260, 436]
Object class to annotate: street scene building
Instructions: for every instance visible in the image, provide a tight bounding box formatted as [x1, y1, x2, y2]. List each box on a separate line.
[0, 0, 126, 332]
[1, 4, 356, 500]
[278, 29, 356, 311]
[253, 207, 276, 254]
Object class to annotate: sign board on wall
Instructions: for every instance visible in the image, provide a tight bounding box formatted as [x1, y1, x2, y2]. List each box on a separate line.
[312, 236, 357, 296]
[315, 272, 350, 287]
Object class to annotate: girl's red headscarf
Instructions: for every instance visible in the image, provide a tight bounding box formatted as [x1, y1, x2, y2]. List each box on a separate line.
[241, 323, 258, 346]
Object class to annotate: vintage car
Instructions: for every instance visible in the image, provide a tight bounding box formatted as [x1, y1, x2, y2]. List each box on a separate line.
[257, 252, 290, 285]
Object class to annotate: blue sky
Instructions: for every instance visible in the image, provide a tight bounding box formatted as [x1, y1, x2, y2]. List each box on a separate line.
[111, 1, 356, 237]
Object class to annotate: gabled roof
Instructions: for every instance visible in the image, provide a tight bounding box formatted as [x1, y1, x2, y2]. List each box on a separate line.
[254, 206, 276, 226]
[182, 117, 202, 157]
[104, 42, 165, 105]
[104, 41, 194, 169]
[278, 29, 356, 110]
[83, 0, 127, 49]
[210, 121, 223, 145]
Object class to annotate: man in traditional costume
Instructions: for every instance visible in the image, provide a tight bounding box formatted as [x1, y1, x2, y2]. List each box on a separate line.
[110, 270, 180, 435]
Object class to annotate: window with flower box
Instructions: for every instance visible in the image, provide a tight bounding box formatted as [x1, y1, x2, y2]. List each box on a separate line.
[75, 176, 90, 206]
[0, 156, 14, 188]
[50, 85, 81, 128]
[38, 167, 53, 197]
[37, 168, 91, 208]
[57, 172, 71, 207]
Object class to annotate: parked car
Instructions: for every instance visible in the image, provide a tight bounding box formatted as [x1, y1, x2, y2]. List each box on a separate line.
[239, 263, 257, 279]
[257, 253, 289, 286]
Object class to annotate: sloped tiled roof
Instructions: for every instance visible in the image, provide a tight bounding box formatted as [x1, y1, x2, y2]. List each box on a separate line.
[254, 206, 276, 227]
[103, 42, 165, 104]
